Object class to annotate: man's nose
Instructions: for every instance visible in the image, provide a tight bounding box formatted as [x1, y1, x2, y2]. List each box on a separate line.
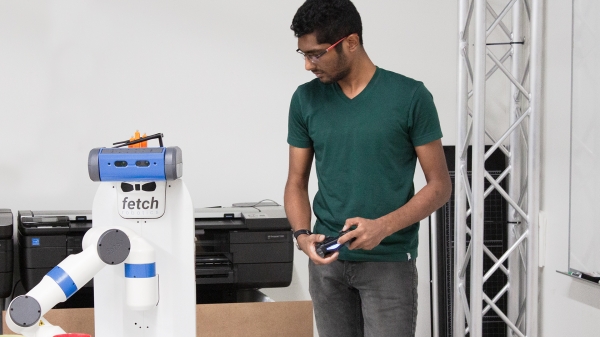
[304, 58, 316, 71]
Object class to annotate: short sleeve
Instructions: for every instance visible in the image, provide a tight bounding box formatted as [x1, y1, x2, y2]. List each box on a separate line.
[287, 89, 313, 148]
[408, 83, 443, 146]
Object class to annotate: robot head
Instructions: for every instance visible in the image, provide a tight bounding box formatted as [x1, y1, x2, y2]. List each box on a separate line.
[88, 147, 182, 183]
[88, 135, 182, 220]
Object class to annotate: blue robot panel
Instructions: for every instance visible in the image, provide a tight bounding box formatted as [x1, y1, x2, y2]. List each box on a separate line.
[88, 147, 182, 182]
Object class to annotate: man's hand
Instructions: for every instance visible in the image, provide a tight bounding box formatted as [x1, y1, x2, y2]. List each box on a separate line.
[338, 217, 391, 250]
[297, 233, 339, 265]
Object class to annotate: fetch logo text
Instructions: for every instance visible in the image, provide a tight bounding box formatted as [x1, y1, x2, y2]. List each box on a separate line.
[122, 197, 159, 210]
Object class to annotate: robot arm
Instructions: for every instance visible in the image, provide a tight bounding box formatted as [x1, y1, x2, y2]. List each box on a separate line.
[5, 227, 158, 337]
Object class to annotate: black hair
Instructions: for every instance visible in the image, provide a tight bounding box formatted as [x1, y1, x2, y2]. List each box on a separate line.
[291, 0, 363, 46]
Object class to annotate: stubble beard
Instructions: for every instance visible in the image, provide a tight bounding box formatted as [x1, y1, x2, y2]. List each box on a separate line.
[319, 50, 350, 84]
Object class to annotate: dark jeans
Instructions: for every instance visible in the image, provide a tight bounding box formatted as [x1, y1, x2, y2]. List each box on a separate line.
[309, 259, 418, 337]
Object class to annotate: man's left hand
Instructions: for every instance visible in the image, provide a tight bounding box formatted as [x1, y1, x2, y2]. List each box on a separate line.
[338, 217, 390, 250]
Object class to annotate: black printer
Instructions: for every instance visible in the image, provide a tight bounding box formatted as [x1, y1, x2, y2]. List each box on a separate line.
[194, 203, 293, 292]
[0, 209, 14, 298]
[15, 204, 293, 305]
[17, 210, 93, 308]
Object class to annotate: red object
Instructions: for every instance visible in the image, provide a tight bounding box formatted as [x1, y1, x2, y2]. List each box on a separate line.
[54, 334, 91, 337]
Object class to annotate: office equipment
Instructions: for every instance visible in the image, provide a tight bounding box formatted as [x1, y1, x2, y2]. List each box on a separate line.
[0, 209, 13, 299]
[194, 203, 293, 299]
[17, 211, 92, 294]
[16, 203, 294, 307]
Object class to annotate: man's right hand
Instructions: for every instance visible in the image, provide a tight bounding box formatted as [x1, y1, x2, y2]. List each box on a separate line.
[297, 233, 339, 265]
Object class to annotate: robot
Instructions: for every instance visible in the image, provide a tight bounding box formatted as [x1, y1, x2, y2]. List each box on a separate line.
[5, 134, 196, 336]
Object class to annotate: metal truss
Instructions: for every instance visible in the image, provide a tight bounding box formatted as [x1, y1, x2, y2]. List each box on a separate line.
[454, 1, 542, 337]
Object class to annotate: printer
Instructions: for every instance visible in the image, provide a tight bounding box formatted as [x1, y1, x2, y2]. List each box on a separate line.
[0, 209, 13, 298]
[194, 203, 293, 293]
[15, 203, 293, 304]
[17, 210, 93, 307]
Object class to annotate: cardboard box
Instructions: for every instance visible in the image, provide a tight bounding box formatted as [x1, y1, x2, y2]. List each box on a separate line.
[2, 301, 313, 337]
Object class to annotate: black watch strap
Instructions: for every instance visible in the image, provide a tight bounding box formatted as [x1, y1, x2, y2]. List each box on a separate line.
[293, 229, 312, 240]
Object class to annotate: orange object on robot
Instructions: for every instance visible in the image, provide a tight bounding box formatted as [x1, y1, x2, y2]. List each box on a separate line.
[128, 130, 148, 148]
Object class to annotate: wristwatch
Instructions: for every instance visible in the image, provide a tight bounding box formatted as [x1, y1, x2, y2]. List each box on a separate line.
[293, 229, 312, 250]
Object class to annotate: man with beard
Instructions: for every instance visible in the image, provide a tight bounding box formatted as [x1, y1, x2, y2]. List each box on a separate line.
[284, 1, 452, 336]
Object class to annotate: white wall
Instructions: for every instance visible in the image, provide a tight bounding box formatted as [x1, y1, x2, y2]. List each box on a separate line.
[568, 0, 600, 277]
[540, 0, 600, 336]
[0, 1, 500, 336]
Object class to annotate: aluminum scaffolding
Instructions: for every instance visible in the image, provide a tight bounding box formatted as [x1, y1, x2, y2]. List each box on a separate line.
[454, 0, 542, 337]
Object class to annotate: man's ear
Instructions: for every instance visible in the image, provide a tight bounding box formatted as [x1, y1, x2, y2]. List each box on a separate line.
[346, 33, 360, 52]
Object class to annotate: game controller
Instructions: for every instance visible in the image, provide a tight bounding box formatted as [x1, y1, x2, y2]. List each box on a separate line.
[315, 228, 356, 258]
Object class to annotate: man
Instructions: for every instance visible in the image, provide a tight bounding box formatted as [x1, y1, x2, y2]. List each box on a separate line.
[284, 1, 452, 336]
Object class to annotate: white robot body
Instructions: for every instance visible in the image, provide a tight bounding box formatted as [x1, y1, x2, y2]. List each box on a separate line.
[124, 234, 158, 311]
[92, 179, 196, 337]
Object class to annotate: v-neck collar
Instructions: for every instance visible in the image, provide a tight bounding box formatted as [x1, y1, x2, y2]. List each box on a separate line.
[333, 66, 381, 103]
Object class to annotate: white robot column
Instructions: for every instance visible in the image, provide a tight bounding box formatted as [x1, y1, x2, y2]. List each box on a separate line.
[88, 143, 196, 337]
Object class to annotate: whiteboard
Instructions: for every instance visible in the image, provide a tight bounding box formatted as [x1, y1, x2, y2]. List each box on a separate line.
[569, 0, 600, 275]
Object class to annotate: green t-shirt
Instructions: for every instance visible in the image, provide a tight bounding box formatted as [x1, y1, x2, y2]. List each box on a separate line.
[287, 67, 442, 262]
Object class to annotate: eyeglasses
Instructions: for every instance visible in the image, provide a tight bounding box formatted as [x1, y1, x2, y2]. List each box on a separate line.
[296, 36, 348, 63]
